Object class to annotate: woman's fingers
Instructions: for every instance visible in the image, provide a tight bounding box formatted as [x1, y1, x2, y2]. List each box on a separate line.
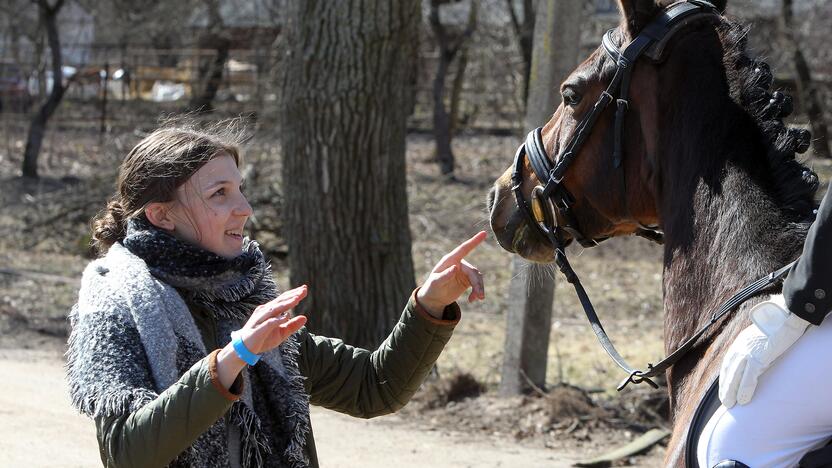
[430, 260, 485, 303]
[255, 286, 306, 315]
[461, 259, 485, 302]
[251, 315, 307, 353]
[251, 285, 308, 326]
[436, 231, 487, 270]
[269, 315, 307, 343]
[257, 315, 307, 334]
[439, 264, 459, 279]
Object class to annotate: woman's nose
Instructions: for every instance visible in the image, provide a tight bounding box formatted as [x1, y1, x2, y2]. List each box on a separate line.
[235, 193, 254, 217]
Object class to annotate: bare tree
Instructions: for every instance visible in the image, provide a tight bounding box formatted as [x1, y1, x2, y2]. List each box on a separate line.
[22, 0, 69, 179]
[429, 0, 477, 177]
[504, 0, 534, 103]
[281, 0, 419, 349]
[187, 0, 231, 114]
[781, 0, 830, 159]
[500, 0, 583, 395]
[0, 1, 38, 114]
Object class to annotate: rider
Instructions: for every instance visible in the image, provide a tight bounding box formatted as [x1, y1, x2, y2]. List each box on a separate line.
[697, 180, 832, 466]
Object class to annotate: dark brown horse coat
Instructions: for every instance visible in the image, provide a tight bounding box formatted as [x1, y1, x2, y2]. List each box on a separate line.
[487, 0, 819, 465]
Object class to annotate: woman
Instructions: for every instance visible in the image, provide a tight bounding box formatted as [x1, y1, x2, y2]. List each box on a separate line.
[66, 125, 486, 468]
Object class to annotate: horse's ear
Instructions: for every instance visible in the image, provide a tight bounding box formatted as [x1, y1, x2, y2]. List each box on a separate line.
[710, 0, 727, 12]
[617, 0, 660, 37]
[617, 0, 725, 36]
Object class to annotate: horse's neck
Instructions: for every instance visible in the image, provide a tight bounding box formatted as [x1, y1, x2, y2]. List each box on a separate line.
[660, 161, 800, 355]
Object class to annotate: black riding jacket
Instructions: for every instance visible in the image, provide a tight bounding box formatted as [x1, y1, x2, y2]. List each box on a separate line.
[783, 181, 832, 325]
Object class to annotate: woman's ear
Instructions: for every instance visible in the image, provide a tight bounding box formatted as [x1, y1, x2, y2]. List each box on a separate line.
[144, 202, 175, 231]
[617, 0, 659, 37]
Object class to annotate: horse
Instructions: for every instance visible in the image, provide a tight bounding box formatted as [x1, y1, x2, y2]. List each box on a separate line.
[487, 0, 819, 465]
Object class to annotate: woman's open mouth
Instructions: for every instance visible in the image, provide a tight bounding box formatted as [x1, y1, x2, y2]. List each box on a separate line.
[225, 229, 244, 241]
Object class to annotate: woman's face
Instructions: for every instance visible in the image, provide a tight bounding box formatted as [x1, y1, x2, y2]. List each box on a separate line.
[166, 154, 253, 258]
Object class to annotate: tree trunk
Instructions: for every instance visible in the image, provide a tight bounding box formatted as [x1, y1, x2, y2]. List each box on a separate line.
[433, 53, 456, 175]
[22, 0, 66, 179]
[429, 0, 477, 178]
[188, 0, 229, 114]
[449, 45, 470, 137]
[500, 0, 583, 395]
[280, 0, 419, 349]
[188, 34, 230, 114]
[152, 33, 179, 67]
[505, 0, 535, 104]
[781, 0, 831, 159]
[35, 15, 47, 100]
[500, 257, 555, 395]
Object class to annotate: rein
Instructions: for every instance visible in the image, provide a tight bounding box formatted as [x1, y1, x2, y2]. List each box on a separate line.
[511, 0, 796, 391]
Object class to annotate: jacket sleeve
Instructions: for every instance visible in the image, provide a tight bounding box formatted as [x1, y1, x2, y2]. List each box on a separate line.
[297, 289, 460, 419]
[95, 350, 243, 467]
[784, 181, 832, 325]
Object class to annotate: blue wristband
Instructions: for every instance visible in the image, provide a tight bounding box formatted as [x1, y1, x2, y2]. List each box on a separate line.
[230, 331, 260, 366]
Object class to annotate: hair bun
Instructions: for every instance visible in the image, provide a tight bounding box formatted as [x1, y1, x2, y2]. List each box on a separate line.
[91, 198, 128, 255]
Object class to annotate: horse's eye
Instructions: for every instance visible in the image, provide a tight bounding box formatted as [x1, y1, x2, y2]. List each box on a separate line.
[562, 87, 582, 107]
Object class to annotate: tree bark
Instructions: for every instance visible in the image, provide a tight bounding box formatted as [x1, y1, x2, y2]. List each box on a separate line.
[280, 0, 419, 349]
[781, 0, 830, 159]
[432, 50, 455, 175]
[188, 0, 230, 114]
[429, 0, 477, 177]
[188, 34, 230, 113]
[500, 0, 583, 395]
[505, 0, 535, 104]
[449, 45, 470, 136]
[22, 0, 66, 179]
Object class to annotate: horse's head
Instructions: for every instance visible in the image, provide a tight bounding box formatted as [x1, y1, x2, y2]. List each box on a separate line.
[488, 0, 727, 262]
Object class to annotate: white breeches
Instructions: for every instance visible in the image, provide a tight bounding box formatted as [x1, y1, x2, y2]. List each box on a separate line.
[697, 316, 832, 467]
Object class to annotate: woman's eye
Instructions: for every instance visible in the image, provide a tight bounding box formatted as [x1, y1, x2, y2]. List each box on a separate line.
[562, 87, 582, 106]
[212, 188, 226, 198]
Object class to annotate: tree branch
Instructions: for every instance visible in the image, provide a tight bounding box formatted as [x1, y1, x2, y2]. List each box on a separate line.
[429, 0, 449, 53]
[504, 0, 521, 40]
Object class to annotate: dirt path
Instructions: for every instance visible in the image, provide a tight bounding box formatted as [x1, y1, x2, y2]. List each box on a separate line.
[0, 349, 581, 467]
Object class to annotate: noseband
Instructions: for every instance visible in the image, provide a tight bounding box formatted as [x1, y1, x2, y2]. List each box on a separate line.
[512, 0, 719, 252]
[509, 0, 795, 391]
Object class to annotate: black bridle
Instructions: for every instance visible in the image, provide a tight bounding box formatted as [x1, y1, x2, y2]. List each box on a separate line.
[511, 0, 796, 391]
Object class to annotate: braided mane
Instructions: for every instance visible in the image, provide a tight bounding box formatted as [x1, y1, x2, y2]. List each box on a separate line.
[719, 17, 819, 218]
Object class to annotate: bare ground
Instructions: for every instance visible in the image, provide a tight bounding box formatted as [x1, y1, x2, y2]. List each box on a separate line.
[0, 349, 595, 468]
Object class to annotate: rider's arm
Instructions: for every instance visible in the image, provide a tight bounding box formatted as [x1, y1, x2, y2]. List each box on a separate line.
[783, 181, 832, 326]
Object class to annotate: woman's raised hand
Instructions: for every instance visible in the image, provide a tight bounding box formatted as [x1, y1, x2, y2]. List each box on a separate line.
[239, 286, 308, 354]
[416, 231, 487, 318]
[217, 286, 308, 389]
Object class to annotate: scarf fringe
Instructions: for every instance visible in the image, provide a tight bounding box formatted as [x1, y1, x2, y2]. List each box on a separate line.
[279, 334, 312, 468]
[169, 242, 278, 322]
[70, 387, 157, 418]
[65, 306, 158, 417]
[231, 403, 272, 468]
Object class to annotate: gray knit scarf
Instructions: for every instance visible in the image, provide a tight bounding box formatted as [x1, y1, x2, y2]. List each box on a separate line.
[66, 218, 310, 467]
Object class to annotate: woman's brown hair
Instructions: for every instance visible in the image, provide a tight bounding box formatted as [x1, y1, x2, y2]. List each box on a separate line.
[91, 125, 242, 255]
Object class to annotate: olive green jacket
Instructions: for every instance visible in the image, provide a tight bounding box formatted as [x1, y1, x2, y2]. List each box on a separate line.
[95, 291, 460, 467]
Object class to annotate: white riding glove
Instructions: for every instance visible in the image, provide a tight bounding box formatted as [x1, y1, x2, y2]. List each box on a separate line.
[719, 294, 811, 408]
